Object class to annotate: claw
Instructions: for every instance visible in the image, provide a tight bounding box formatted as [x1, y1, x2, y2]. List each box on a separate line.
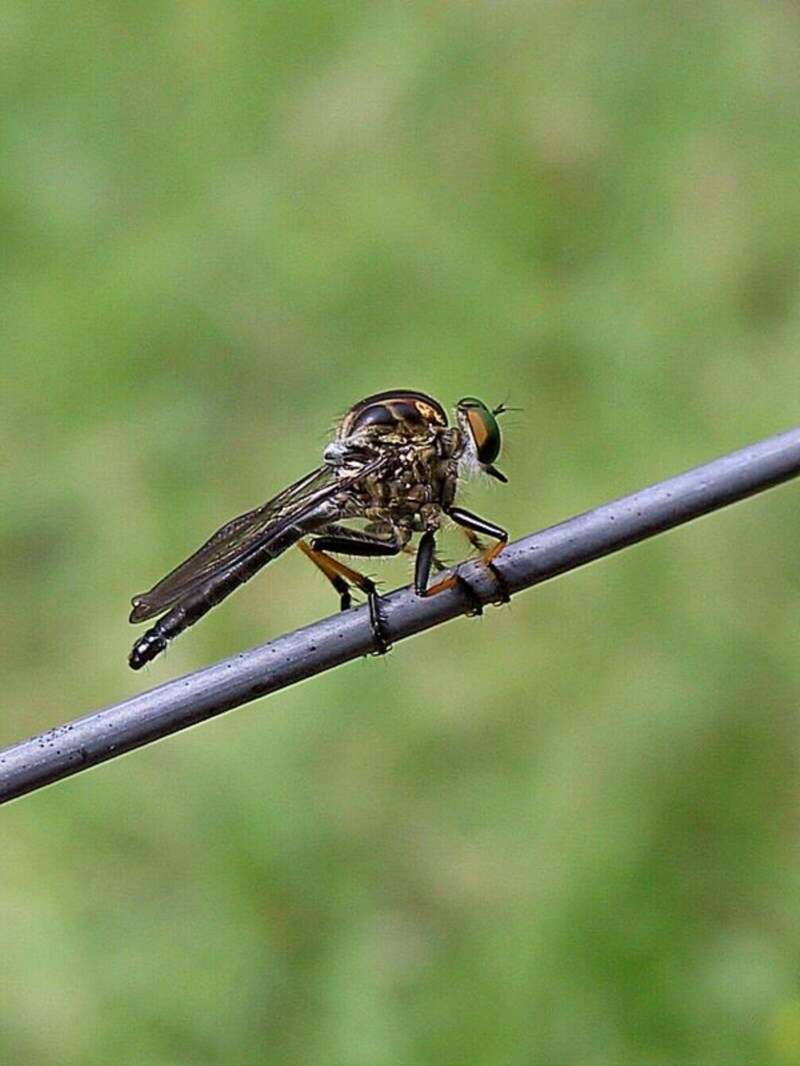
[481, 541, 510, 604]
[453, 572, 484, 616]
[422, 570, 484, 616]
[485, 560, 511, 604]
[422, 574, 455, 598]
[367, 590, 391, 654]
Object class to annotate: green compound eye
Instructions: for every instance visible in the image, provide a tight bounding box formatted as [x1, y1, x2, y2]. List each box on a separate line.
[457, 397, 502, 465]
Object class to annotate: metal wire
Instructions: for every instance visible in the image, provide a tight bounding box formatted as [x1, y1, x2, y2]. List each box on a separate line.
[2, 426, 799, 805]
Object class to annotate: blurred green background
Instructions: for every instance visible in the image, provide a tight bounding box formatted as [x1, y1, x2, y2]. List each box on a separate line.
[2, 2, 800, 1063]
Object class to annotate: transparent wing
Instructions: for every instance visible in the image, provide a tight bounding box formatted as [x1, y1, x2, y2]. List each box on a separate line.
[129, 457, 387, 623]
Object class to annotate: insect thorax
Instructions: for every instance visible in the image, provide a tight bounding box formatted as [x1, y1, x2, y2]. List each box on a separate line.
[323, 391, 469, 528]
[338, 430, 459, 526]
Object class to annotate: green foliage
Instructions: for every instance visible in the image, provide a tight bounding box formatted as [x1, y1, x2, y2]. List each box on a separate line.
[2, 2, 800, 1062]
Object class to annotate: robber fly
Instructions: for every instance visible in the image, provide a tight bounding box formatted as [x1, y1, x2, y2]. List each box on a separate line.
[128, 389, 510, 669]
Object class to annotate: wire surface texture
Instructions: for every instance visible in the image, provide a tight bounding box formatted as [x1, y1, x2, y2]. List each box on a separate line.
[2, 426, 799, 805]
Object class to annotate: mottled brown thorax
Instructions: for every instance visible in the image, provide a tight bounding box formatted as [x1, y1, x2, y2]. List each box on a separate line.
[336, 390, 461, 529]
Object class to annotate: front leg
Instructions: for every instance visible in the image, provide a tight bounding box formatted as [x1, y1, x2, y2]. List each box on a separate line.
[447, 507, 508, 565]
[424, 506, 510, 605]
[449, 506, 509, 602]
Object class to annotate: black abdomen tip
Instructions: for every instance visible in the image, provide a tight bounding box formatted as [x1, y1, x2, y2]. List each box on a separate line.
[129, 633, 166, 670]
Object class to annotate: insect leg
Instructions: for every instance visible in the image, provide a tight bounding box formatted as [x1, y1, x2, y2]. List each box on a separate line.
[297, 536, 407, 611]
[423, 507, 509, 605]
[310, 530, 408, 655]
[448, 507, 508, 564]
[408, 542, 446, 570]
[296, 540, 354, 610]
[310, 534, 402, 557]
[414, 530, 436, 594]
[459, 525, 485, 553]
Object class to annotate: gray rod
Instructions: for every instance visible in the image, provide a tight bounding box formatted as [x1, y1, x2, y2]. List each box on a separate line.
[2, 426, 800, 805]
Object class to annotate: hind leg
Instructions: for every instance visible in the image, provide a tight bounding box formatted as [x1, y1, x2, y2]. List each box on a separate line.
[302, 529, 408, 653]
